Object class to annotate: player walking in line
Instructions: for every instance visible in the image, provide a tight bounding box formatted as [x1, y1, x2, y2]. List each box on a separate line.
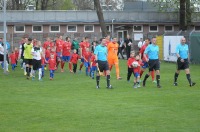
[24, 38, 33, 79]
[31, 41, 43, 81]
[55, 35, 64, 69]
[47, 54, 57, 80]
[94, 38, 112, 89]
[142, 37, 162, 88]
[127, 51, 135, 82]
[139, 38, 156, 83]
[9, 50, 16, 71]
[90, 52, 97, 79]
[107, 37, 122, 80]
[79, 37, 90, 72]
[70, 49, 79, 73]
[132, 53, 143, 88]
[83, 48, 91, 76]
[61, 37, 72, 72]
[174, 37, 196, 87]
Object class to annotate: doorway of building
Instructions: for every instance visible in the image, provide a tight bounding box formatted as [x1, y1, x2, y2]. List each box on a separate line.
[117, 30, 128, 41]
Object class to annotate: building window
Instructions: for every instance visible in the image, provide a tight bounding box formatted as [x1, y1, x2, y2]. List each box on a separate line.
[15, 25, 25, 33]
[0, 25, 3, 33]
[165, 26, 174, 32]
[133, 25, 143, 32]
[100, 25, 111, 32]
[195, 26, 200, 31]
[149, 25, 158, 32]
[84, 25, 94, 32]
[32, 25, 43, 32]
[67, 25, 77, 32]
[50, 25, 60, 32]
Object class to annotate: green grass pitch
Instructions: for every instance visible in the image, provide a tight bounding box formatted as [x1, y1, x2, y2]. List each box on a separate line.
[0, 60, 199, 132]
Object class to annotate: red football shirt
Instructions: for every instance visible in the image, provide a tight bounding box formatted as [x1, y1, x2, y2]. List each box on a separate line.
[48, 58, 56, 70]
[56, 39, 64, 52]
[90, 55, 96, 66]
[14, 51, 19, 60]
[41, 56, 45, 65]
[62, 41, 71, 56]
[127, 57, 135, 67]
[9, 53, 16, 64]
[45, 49, 51, 58]
[70, 53, 79, 64]
[133, 60, 143, 73]
[140, 44, 148, 62]
[43, 41, 51, 49]
[50, 51, 57, 60]
[80, 41, 90, 56]
[84, 51, 91, 62]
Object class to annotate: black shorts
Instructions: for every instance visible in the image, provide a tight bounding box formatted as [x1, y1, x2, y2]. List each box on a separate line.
[177, 59, 189, 70]
[24, 59, 33, 65]
[148, 59, 160, 71]
[32, 59, 42, 70]
[97, 60, 109, 72]
[0, 54, 4, 61]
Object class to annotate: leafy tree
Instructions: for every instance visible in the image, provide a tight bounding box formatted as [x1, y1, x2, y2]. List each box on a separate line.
[147, 0, 200, 30]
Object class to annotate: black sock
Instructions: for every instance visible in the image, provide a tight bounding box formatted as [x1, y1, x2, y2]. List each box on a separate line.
[137, 82, 140, 85]
[96, 76, 100, 86]
[174, 72, 179, 83]
[186, 74, 192, 85]
[107, 75, 110, 87]
[156, 75, 160, 86]
[29, 68, 31, 73]
[127, 68, 132, 81]
[143, 74, 149, 82]
[26, 67, 29, 76]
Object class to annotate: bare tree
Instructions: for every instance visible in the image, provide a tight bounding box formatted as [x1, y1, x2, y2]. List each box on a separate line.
[94, 0, 107, 37]
[73, 0, 94, 10]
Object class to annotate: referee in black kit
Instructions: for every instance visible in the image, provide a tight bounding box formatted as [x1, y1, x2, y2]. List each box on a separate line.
[174, 37, 196, 87]
[94, 38, 112, 89]
[142, 37, 162, 88]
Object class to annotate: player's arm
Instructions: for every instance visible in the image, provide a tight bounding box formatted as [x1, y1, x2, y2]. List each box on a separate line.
[175, 45, 183, 62]
[144, 47, 149, 62]
[31, 48, 35, 56]
[127, 59, 132, 68]
[80, 47, 83, 58]
[139, 47, 143, 60]
[18, 45, 22, 59]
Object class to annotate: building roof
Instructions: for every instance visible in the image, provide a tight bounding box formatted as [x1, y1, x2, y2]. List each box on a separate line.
[0, 10, 180, 25]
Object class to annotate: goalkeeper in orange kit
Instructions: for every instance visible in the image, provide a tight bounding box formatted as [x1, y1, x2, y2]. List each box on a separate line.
[107, 37, 122, 80]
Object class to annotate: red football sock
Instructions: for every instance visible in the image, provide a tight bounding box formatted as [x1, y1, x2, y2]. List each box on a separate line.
[61, 61, 65, 69]
[151, 70, 155, 81]
[79, 63, 84, 70]
[69, 63, 72, 71]
[140, 70, 144, 78]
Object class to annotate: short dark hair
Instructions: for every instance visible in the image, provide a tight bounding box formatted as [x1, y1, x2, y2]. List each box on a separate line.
[66, 37, 69, 41]
[28, 38, 32, 41]
[146, 38, 150, 41]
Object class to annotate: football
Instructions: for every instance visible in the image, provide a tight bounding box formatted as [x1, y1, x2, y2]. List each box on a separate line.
[132, 61, 138, 68]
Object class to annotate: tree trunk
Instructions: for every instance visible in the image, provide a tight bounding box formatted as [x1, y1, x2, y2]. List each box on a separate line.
[186, 0, 191, 27]
[41, 0, 49, 10]
[179, 0, 186, 31]
[15, 0, 20, 10]
[35, 0, 39, 10]
[12, 0, 16, 10]
[94, 0, 107, 37]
